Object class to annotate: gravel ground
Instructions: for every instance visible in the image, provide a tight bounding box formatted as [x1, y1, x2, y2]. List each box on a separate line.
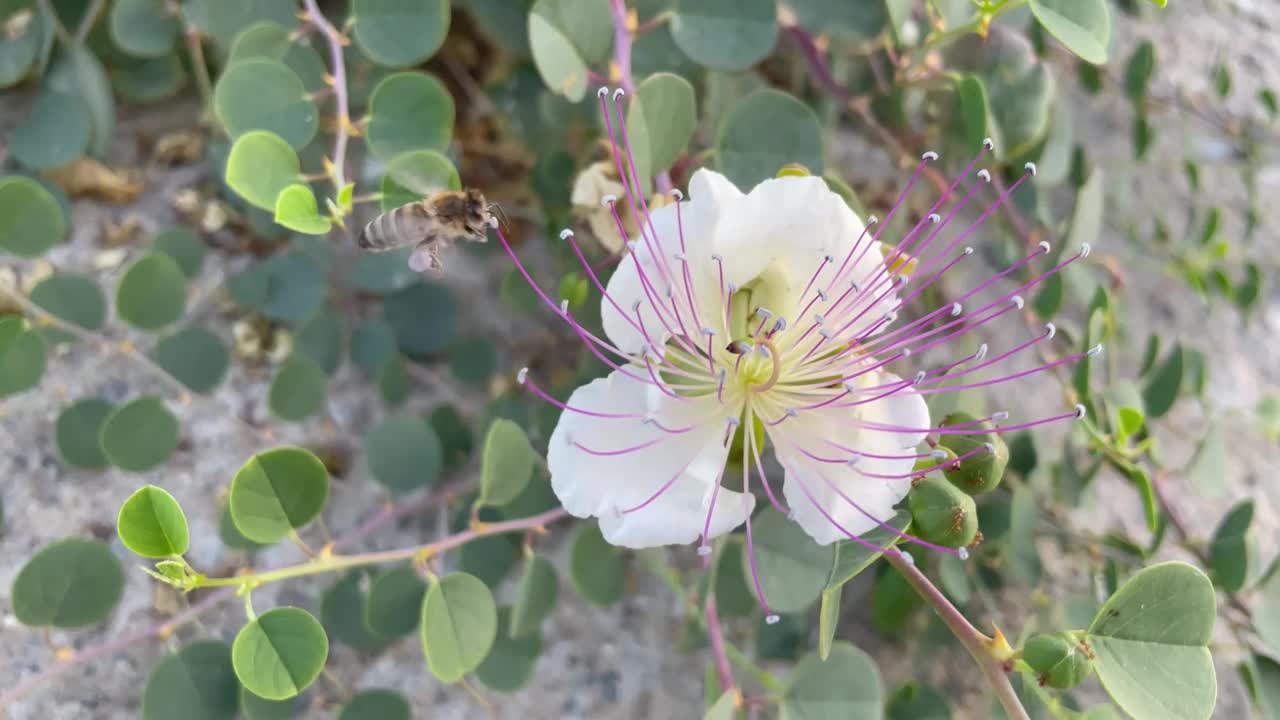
[2, 1, 1278, 718]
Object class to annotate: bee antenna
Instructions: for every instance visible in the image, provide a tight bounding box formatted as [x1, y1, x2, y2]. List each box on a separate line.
[488, 202, 510, 232]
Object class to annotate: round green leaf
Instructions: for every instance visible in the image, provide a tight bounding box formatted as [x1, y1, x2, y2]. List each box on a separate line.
[350, 318, 399, 373]
[379, 149, 461, 211]
[240, 687, 295, 720]
[30, 273, 106, 331]
[115, 252, 188, 331]
[527, 0, 611, 101]
[351, 249, 418, 294]
[101, 397, 179, 472]
[229, 250, 327, 323]
[364, 415, 443, 495]
[716, 89, 823, 190]
[959, 32, 1054, 160]
[151, 327, 229, 394]
[475, 607, 542, 692]
[479, 418, 537, 507]
[55, 397, 113, 470]
[383, 280, 459, 356]
[0, 175, 66, 256]
[671, 0, 777, 72]
[431, 403, 474, 470]
[291, 309, 342, 375]
[232, 607, 329, 701]
[887, 683, 951, 720]
[825, 510, 912, 590]
[110, 0, 180, 58]
[269, 356, 327, 421]
[781, 642, 883, 720]
[420, 572, 498, 683]
[1142, 344, 1184, 419]
[0, 6, 43, 88]
[351, 0, 449, 67]
[627, 72, 697, 181]
[227, 21, 327, 91]
[366, 72, 454, 162]
[1030, 0, 1111, 65]
[0, 316, 46, 397]
[569, 523, 624, 607]
[218, 502, 268, 551]
[11, 538, 124, 628]
[1209, 500, 1254, 593]
[365, 566, 427, 638]
[151, 226, 206, 278]
[142, 640, 239, 720]
[225, 131, 301, 211]
[181, 0, 297, 54]
[274, 183, 332, 235]
[110, 54, 189, 104]
[228, 447, 330, 543]
[117, 485, 190, 557]
[747, 507, 835, 614]
[46, 46, 114, 158]
[321, 571, 387, 651]
[338, 689, 410, 720]
[511, 554, 558, 638]
[1087, 561, 1217, 720]
[7, 91, 90, 170]
[788, 0, 888, 43]
[448, 336, 496, 387]
[214, 59, 317, 150]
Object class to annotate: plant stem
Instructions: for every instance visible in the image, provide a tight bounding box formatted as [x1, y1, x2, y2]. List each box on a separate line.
[73, 0, 105, 42]
[302, 0, 352, 191]
[196, 508, 570, 589]
[608, 0, 636, 94]
[35, 0, 73, 47]
[183, 27, 215, 119]
[883, 550, 1030, 720]
[705, 590, 736, 696]
[921, 0, 1029, 51]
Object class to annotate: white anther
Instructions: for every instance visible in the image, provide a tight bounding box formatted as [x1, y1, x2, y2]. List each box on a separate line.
[951, 302, 963, 317]
[711, 253, 723, 262]
[487, 216, 499, 228]
[699, 327, 715, 338]
[641, 414, 656, 425]
[766, 614, 781, 625]
[898, 548, 915, 565]
[756, 307, 773, 319]
[1089, 343, 1104, 357]
[1037, 240, 1051, 254]
[922, 150, 939, 162]
[1045, 322, 1056, 339]
[696, 544, 712, 557]
[813, 312, 825, 325]
[1024, 162, 1037, 177]
[932, 448, 948, 460]
[673, 251, 686, 262]
[982, 137, 995, 151]
[816, 289, 829, 302]
[867, 215, 879, 225]
[977, 169, 992, 183]
[564, 431, 575, 446]
[928, 213, 941, 224]
[913, 370, 926, 385]
[1074, 403, 1088, 419]
[818, 328, 833, 339]
[727, 282, 738, 293]
[612, 88, 625, 100]
[993, 411, 1010, 421]
[883, 311, 898, 324]
[670, 188, 683, 199]
[597, 87, 609, 98]
[559, 299, 569, 314]
[901, 347, 913, 358]
[726, 416, 740, 427]
[665, 285, 675, 299]
[1079, 243, 1092, 258]
[983, 442, 995, 454]
[785, 408, 798, 418]
[963, 246, 974, 255]
[600, 194, 617, 206]
[718, 367, 727, 383]
[1011, 295, 1025, 310]
[632, 299, 642, 312]
[626, 240, 638, 251]
[517, 367, 529, 385]
[958, 547, 970, 561]
[846, 454, 862, 467]
[974, 344, 989, 361]
[824, 254, 834, 263]
[898, 274, 911, 286]
[850, 280, 861, 292]
[559, 228, 574, 240]
[842, 381, 858, 393]
[772, 317, 788, 333]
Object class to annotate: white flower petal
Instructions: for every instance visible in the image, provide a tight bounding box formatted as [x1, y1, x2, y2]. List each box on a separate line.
[547, 369, 730, 525]
[777, 448, 905, 545]
[862, 372, 930, 450]
[599, 480, 754, 548]
[600, 172, 733, 354]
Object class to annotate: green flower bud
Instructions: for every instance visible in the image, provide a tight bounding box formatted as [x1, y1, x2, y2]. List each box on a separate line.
[1022, 631, 1095, 689]
[907, 475, 978, 549]
[938, 412, 1009, 495]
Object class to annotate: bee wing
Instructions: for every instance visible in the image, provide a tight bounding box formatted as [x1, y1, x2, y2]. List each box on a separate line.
[357, 201, 434, 251]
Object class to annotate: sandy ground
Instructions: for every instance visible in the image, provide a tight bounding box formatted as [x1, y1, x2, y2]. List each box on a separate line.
[2, 0, 1278, 718]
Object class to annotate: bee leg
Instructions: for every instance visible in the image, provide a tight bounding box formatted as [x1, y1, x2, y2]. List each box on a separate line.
[408, 240, 443, 273]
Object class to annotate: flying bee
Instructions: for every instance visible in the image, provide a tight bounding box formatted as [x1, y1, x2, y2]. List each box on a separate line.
[356, 188, 501, 273]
